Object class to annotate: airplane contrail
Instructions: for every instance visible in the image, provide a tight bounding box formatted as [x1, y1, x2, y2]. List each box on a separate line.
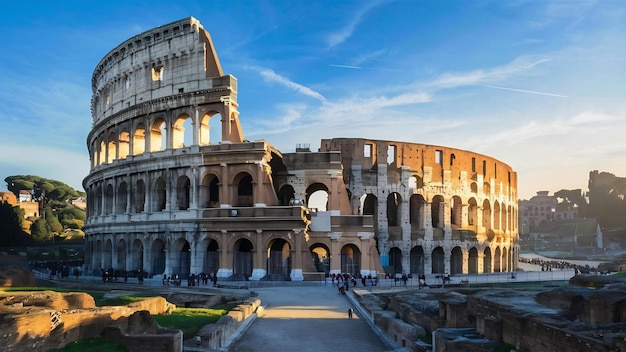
[329, 64, 362, 69]
[481, 84, 568, 98]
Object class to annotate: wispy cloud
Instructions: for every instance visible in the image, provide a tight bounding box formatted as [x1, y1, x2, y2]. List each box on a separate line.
[481, 84, 568, 98]
[427, 55, 551, 90]
[259, 68, 327, 102]
[326, 0, 390, 48]
[329, 64, 362, 69]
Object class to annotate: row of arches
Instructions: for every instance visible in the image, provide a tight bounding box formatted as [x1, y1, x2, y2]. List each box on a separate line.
[87, 170, 255, 217]
[90, 111, 226, 168]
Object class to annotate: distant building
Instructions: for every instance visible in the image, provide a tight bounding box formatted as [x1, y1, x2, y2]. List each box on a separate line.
[18, 190, 32, 203]
[519, 191, 579, 234]
[0, 192, 17, 206]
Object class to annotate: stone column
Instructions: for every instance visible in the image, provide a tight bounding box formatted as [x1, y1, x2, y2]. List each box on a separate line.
[217, 230, 232, 278]
[328, 232, 342, 276]
[220, 163, 230, 207]
[290, 229, 304, 281]
[250, 229, 266, 281]
[423, 202, 433, 241]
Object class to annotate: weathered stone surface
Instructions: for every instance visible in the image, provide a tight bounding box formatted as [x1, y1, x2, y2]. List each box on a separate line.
[0, 266, 35, 287]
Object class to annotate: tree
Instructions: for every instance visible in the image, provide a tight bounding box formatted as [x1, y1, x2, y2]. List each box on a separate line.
[0, 202, 32, 246]
[30, 218, 49, 241]
[4, 175, 85, 204]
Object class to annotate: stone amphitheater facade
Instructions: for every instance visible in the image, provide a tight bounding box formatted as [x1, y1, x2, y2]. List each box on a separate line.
[83, 17, 519, 281]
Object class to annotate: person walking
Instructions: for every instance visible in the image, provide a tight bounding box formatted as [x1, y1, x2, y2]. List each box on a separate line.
[348, 307, 354, 319]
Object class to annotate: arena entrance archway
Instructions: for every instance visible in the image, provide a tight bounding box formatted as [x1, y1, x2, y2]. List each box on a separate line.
[266, 238, 291, 280]
[340, 244, 361, 275]
[310, 244, 330, 276]
[233, 238, 253, 280]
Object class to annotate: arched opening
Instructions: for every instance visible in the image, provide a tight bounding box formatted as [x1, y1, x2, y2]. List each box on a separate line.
[98, 140, 106, 166]
[104, 184, 113, 215]
[119, 130, 130, 159]
[234, 173, 253, 207]
[277, 184, 295, 206]
[172, 114, 192, 148]
[204, 239, 219, 275]
[233, 238, 253, 280]
[265, 238, 291, 280]
[386, 192, 401, 226]
[150, 118, 166, 152]
[154, 177, 166, 211]
[494, 201, 501, 231]
[176, 175, 191, 210]
[150, 239, 164, 275]
[451, 196, 462, 227]
[306, 183, 329, 211]
[431, 247, 444, 274]
[468, 247, 479, 274]
[104, 239, 113, 269]
[450, 246, 463, 275]
[310, 244, 330, 276]
[388, 247, 402, 274]
[200, 174, 220, 208]
[431, 195, 444, 229]
[483, 247, 492, 273]
[494, 247, 502, 272]
[116, 239, 126, 271]
[133, 179, 145, 212]
[410, 246, 424, 275]
[117, 182, 128, 214]
[132, 124, 145, 155]
[132, 239, 144, 272]
[503, 247, 509, 272]
[468, 197, 478, 227]
[483, 199, 493, 241]
[410, 194, 425, 231]
[340, 244, 361, 275]
[106, 132, 116, 163]
[199, 112, 222, 145]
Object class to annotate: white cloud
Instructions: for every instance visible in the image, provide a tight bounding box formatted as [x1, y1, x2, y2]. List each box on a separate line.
[259, 68, 327, 102]
[326, 0, 390, 48]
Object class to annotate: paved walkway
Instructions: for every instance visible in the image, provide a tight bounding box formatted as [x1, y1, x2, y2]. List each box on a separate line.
[227, 284, 397, 352]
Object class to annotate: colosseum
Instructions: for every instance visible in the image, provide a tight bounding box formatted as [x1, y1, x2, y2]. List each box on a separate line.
[83, 17, 519, 282]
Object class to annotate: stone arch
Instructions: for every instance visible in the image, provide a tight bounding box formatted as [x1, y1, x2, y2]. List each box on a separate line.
[94, 184, 103, 216]
[106, 131, 116, 163]
[233, 172, 253, 207]
[104, 184, 114, 215]
[483, 199, 493, 239]
[503, 247, 509, 272]
[388, 247, 402, 274]
[310, 243, 330, 275]
[200, 173, 220, 208]
[98, 140, 106, 166]
[410, 246, 424, 275]
[133, 179, 146, 212]
[150, 238, 165, 275]
[116, 239, 127, 270]
[494, 246, 502, 272]
[171, 239, 192, 279]
[152, 176, 167, 211]
[494, 201, 501, 231]
[277, 184, 295, 206]
[450, 246, 463, 275]
[468, 197, 478, 227]
[266, 238, 291, 280]
[199, 111, 222, 145]
[306, 182, 329, 211]
[132, 239, 145, 272]
[150, 117, 166, 152]
[104, 238, 113, 269]
[202, 238, 219, 275]
[386, 192, 401, 226]
[176, 175, 191, 210]
[117, 181, 128, 214]
[119, 128, 130, 159]
[233, 238, 254, 280]
[431, 195, 444, 229]
[483, 247, 492, 273]
[409, 194, 425, 230]
[94, 239, 103, 270]
[470, 182, 478, 193]
[468, 247, 479, 274]
[431, 246, 444, 274]
[408, 175, 423, 190]
[451, 195, 462, 227]
[172, 113, 192, 148]
[132, 123, 145, 155]
[340, 244, 361, 275]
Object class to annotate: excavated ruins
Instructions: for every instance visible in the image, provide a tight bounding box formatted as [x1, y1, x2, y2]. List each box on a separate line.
[353, 275, 626, 352]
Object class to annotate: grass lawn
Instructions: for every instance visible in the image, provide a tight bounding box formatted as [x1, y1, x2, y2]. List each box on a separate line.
[49, 337, 128, 352]
[152, 307, 229, 338]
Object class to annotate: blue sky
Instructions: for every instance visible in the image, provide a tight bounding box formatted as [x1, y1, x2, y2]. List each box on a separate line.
[1, 0, 625, 200]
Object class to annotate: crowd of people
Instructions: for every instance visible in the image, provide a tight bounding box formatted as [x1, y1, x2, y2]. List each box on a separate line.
[161, 272, 218, 287]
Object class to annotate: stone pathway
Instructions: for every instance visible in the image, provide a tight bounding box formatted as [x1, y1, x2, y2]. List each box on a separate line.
[227, 285, 396, 352]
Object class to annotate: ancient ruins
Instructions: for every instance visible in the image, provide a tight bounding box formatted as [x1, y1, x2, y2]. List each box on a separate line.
[83, 17, 519, 283]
